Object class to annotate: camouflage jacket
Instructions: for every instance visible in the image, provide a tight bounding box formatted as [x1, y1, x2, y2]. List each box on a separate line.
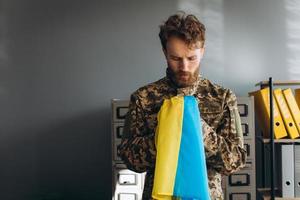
[117, 72, 246, 200]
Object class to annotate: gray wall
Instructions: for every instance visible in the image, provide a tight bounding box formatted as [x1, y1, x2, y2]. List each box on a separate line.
[1, 0, 299, 199]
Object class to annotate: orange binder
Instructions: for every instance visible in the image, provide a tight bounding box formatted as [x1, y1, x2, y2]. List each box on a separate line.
[283, 88, 300, 138]
[274, 88, 299, 139]
[295, 89, 300, 109]
[249, 88, 287, 139]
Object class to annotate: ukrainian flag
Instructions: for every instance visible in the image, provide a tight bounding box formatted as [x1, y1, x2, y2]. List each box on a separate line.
[152, 96, 211, 200]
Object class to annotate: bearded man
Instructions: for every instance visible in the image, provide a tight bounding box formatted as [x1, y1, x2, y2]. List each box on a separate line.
[117, 12, 246, 200]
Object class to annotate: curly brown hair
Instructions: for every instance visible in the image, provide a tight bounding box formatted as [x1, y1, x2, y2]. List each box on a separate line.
[159, 12, 206, 50]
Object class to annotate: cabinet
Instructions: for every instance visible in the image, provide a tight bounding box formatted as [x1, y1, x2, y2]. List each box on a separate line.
[225, 97, 256, 200]
[111, 97, 255, 200]
[111, 99, 146, 200]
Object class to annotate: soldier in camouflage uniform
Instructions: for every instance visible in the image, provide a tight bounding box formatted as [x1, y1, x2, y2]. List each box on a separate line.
[117, 12, 246, 200]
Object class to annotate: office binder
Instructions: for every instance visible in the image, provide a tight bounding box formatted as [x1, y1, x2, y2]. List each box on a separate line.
[277, 144, 295, 197]
[249, 88, 287, 139]
[294, 144, 300, 197]
[283, 88, 300, 138]
[274, 88, 299, 139]
[295, 89, 300, 109]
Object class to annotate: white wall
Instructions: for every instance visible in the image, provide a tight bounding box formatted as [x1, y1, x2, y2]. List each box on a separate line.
[177, 0, 300, 95]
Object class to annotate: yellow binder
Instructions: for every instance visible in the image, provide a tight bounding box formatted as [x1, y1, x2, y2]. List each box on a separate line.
[274, 88, 299, 139]
[295, 88, 300, 109]
[249, 88, 287, 139]
[283, 88, 300, 138]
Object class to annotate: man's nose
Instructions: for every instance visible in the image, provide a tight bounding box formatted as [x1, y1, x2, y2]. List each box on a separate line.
[179, 59, 189, 71]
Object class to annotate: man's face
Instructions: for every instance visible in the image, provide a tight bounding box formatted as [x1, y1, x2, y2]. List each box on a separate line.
[164, 36, 205, 87]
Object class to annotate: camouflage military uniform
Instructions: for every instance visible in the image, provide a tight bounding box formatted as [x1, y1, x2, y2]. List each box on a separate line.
[117, 70, 246, 200]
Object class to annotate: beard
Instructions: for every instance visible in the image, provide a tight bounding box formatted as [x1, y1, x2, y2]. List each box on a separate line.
[167, 66, 200, 88]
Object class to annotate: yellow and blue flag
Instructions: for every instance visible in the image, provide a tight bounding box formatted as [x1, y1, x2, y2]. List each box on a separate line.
[152, 96, 210, 200]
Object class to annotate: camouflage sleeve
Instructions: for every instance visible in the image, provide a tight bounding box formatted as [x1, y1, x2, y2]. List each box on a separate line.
[117, 93, 156, 173]
[202, 90, 247, 175]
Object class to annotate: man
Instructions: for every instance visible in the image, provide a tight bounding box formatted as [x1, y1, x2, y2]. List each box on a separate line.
[117, 12, 246, 200]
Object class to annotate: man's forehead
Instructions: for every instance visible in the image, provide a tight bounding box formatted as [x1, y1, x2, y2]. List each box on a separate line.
[167, 36, 202, 46]
[167, 46, 201, 56]
[187, 41, 203, 49]
[166, 38, 202, 52]
[169, 52, 199, 57]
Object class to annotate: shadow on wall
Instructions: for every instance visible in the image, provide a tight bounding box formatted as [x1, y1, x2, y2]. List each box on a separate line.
[24, 109, 111, 200]
[285, 0, 300, 80]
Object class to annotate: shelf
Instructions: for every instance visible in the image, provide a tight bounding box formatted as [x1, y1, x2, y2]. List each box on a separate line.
[257, 187, 279, 192]
[262, 196, 300, 200]
[255, 80, 300, 87]
[264, 198, 300, 200]
[256, 136, 300, 144]
[262, 139, 300, 144]
[255, 78, 300, 200]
